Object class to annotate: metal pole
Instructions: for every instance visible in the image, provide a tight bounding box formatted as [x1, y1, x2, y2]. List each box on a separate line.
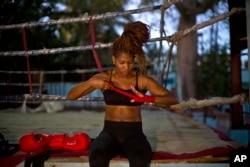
[246, 0, 250, 100]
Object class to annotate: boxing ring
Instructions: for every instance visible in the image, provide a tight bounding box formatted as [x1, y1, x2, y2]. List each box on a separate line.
[0, 104, 244, 167]
[0, 1, 247, 166]
[0, 92, 246, 166]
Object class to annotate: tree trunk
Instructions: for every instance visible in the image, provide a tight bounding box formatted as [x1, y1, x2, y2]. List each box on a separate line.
[177, 5, 197, 101]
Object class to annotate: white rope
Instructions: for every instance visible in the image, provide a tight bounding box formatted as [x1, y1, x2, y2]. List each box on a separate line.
[170, 7, 245, 42]
[0, 1, 180, 30]
[0, 42, 112, 56]
[0, 7, 244, 57]
[0, 37, 171, 56]
[0, 94, 104, 111]
[171, 93, 247, 112]
[0, 67, 113, 75]
[0, 6, 159, 29]
[0, 5, 160, 29]
[25, 94, 103, 101]
[0, 83, 40, 87]
[1, 93, 247, 113]
[0, 94, 103, 102]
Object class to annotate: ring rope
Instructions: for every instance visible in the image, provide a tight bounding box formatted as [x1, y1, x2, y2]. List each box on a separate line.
[0, 37, 172, 57]
[0, 83, 41, 87]
[0, 2, 179, 30]
[0, 67, 113, 75]
[0, 93, 247, 113]
[170, 93, 247, 113]
[89, 17, 103, 72]
[0, 7, 244, 57]
[22, 28, 33, 94]
[0, 94, 103, 102]
[155, 3, 166, 84]
[0, 42, 112, 56]
[170, 7, 245, 42]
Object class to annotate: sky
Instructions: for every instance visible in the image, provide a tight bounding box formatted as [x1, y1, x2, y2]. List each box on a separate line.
[55, 0, 231, 55]
[55, 0, 247, 68]
[123, 1, 178, 38]
[122, 0, 250, 91]
[123, 0, 231, 56]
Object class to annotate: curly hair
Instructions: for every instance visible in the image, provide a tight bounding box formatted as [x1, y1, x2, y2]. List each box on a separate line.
[112, 21, 150, 74]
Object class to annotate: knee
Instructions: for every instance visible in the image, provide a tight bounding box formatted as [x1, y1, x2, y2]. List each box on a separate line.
[128, 152, 152, 167]
[89, 148, 110, 167]
[89, 157, 109, 167]
[129, 158, 151, 167]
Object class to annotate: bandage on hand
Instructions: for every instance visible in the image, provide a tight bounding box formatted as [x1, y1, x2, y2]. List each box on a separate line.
[104, 80, 155, 103]
[131, 94, 155, 103]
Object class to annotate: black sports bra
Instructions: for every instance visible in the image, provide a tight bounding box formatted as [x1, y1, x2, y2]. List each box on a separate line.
[103, 71, 146, 106]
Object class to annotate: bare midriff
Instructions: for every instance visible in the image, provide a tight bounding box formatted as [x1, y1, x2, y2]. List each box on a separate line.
[105, 105, 142, 122]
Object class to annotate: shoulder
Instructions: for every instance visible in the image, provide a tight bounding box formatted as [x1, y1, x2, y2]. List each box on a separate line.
[138, 74, 172, 95]
[137, 74, 158, 90]
[138, 74, 155, 83]
[90, 71, 111, 80]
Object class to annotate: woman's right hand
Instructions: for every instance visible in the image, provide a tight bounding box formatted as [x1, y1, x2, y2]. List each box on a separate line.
[89, 77, 113, 91]
[67, 73, 111, 100]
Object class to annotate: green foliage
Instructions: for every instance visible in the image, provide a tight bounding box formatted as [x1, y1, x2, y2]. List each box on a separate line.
[58, 0, 131, 65]
[0, 0, 64, 69]
[0, 0, 131, 64]
[145, 43, 160, 61]
[195, 45, 230, 98]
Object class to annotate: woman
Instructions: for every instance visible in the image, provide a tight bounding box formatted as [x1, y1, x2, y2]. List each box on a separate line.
[67, 21, 178, 167]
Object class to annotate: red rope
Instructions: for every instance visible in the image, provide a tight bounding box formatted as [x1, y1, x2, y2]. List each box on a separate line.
[22, 28, 33, 94]
[89, 18, 103, 72]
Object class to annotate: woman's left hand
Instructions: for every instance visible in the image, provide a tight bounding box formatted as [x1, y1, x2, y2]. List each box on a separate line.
[130, 85, 144, 98]
[130, 85, 155, 104]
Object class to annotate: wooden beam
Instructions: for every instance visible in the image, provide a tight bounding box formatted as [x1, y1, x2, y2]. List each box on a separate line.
[246, 0, 250, 100]
[228, 0, 246, 129]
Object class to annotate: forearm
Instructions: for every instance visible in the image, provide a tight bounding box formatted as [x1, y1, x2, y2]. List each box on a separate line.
[154, 94, 178, 107]
[67, 80, 95, 100]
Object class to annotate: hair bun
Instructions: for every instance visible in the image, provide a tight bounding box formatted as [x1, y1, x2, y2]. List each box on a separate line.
[122, 21, 150, 44]
[112, 21, 150, 74]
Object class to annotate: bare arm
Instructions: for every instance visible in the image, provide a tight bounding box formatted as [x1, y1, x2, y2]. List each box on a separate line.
[67, 80, 96, 100]
[67, 72, 111, 100]
[132, 76, 178, 107]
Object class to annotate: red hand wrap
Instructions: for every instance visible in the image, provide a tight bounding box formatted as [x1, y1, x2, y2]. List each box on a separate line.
[131, 94, 155, 103]
[104, 80, 155, 103]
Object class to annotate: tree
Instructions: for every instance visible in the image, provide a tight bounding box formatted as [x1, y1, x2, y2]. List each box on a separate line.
[133, 0, 228, 100]
[54, 0, 131, 66]
[0, 0, 67, 67]
[195, 45, 230, 99]
[175, 0, 225, 100]
[0, 0, 131, 95]
[0, 0, 131, 66]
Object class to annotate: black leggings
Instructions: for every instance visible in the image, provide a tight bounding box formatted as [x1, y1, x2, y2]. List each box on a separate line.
[89, 120, 152, 167]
